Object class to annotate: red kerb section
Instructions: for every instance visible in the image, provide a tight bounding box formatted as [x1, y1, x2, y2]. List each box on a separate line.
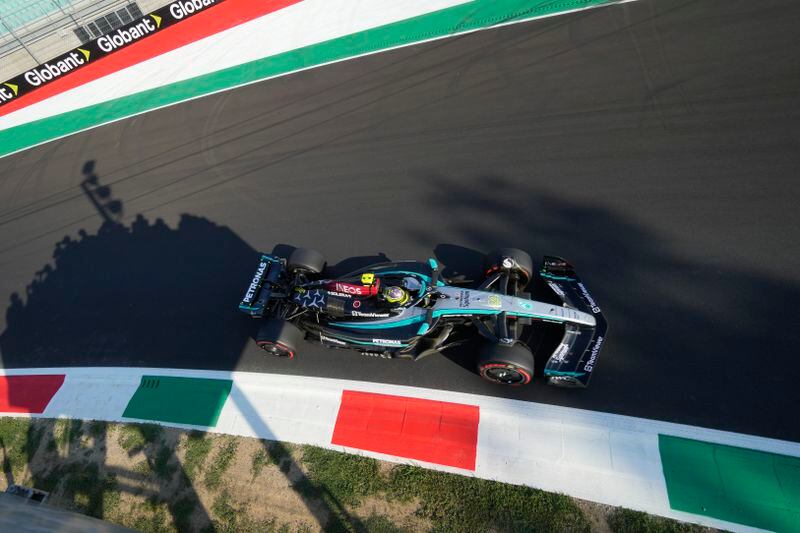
[0, 0, 302, 118]
[331, 390, 480, 470]
[0, 375, 65, 413]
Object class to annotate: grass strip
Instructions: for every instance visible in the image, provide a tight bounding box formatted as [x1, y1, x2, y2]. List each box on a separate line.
[607, 508, 708, 532]
[183, 430, 213, 481]
[250, 447, 269, 480]
[205, 437, 239, 490]
[117, 423, 163, 452]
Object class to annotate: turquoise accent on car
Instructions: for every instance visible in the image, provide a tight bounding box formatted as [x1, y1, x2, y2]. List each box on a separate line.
[417, 322, 430, 335]
[331, 305, 566, 329]
[432, 309, 501, 318]
[544, 370, 586, 377]
[418, 278, 427, 297]
[428, 258, 439, 269]
[330, 315, 426, 329]
[540, 272, 575, 281]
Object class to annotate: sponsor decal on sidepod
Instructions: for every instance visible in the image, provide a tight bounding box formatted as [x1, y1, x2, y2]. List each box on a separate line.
[352, 311, 389, 318]
[372, 339, 402, 345]
[320, 335, 346, 346]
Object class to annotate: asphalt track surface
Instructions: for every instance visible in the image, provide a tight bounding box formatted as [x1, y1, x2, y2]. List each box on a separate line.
[0, 0, 799, 441]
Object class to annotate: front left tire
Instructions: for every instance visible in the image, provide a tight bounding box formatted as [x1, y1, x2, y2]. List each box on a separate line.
[484, 248, 533, 288]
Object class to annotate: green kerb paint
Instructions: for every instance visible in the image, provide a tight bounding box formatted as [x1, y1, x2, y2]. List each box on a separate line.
[0, 0, 617, 158]
[659, 434, 800, 532]
[123, 375, 233, 427]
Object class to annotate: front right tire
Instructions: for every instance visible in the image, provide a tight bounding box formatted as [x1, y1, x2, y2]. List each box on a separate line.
[477, 342, 534, 386]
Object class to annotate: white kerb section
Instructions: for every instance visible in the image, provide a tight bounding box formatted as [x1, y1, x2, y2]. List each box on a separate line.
[0, 367, 793, 532]
[0, 0, 469, 131]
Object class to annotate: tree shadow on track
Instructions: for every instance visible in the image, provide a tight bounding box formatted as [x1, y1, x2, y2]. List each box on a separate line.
[0, 162, 258, 370]
[0, 163, 367, 530]
[415, 173, 800, 442]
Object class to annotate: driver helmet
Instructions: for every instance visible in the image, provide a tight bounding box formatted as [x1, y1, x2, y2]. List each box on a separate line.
[383, 285, 410, 305]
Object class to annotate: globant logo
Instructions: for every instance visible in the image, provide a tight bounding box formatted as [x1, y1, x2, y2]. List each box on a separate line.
[0, 84, 16, 103]
[97, 18, 157, 52]
[170, 0, 217, 20]
[24, 52, 86, 86]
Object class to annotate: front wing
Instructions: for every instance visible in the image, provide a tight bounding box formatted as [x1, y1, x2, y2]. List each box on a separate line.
[539, 256, 608, 388]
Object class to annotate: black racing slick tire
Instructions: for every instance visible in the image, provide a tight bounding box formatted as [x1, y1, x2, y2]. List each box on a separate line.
[287, 248, 326, 275]
[485, 248, 533, 286]
[477, 342, 534, 386]
[256, 319, 304, 359]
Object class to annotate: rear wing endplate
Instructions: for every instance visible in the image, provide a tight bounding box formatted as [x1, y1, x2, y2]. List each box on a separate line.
[238, 254, 283, 317]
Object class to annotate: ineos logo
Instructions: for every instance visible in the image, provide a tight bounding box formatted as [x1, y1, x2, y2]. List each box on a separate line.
[335, 283, 360, 294]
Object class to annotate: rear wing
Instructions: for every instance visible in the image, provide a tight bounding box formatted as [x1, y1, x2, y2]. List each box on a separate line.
[238, 254, 284, 317]
[539, 256, 608, 388]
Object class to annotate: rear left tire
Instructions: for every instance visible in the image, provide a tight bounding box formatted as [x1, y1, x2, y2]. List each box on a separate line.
[287, 247, 326, 275]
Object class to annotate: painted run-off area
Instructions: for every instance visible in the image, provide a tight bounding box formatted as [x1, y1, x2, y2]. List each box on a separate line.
[0, 417, 710, 532]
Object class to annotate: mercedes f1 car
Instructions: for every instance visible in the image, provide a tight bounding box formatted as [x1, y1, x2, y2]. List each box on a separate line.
[238, 248, 607, 387]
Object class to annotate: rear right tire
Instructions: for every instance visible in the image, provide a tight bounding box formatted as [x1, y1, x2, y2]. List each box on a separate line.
[256, 319, 304, 359]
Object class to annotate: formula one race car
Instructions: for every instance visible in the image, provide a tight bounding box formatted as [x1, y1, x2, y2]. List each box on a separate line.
[238, 248, 607, 387]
